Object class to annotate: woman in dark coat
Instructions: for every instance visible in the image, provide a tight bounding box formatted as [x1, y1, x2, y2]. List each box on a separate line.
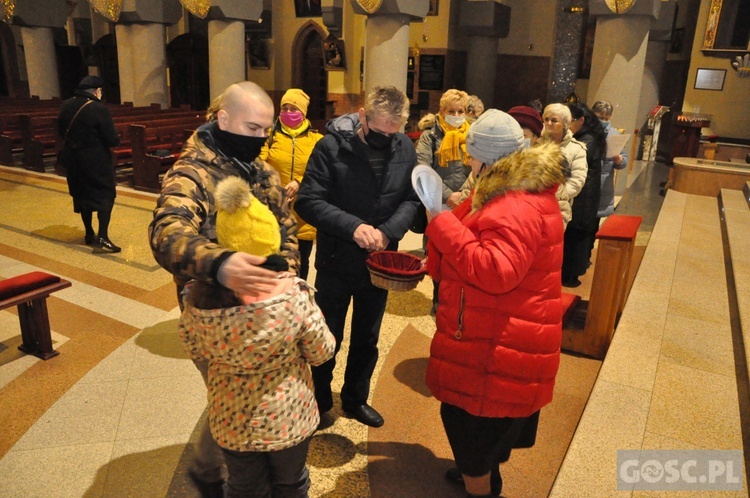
[57, 75, 121, 252]
[561, 102, 607, 286]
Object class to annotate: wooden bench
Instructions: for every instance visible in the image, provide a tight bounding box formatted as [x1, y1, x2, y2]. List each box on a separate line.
[129, 121, 200, 191]
[562, 214, 642, 359]
[0, 271, 71, 360]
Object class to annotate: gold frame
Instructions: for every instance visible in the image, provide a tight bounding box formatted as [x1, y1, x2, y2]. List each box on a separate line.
[702, 0, 723, 50]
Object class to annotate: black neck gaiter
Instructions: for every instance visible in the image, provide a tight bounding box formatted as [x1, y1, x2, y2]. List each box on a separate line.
[212, 123, 267, 163]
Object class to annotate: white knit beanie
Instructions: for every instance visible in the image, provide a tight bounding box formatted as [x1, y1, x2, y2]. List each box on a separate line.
[465, 109, 525, 165]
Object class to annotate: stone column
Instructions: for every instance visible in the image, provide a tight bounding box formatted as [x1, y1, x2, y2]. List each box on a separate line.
[351, 0, 429, 98]
[205, 1, 264, 99]
[466, 36, 499, 107]
[588, 16, 651, 143]
[459, 0, 511, 109]
[208, 20, 246, 100]
[20, 27, 60, 98]
[364, 15, 411, 94]
[116, 23, 169, 107]
[90, 6, 111, 43]
[587, 0, 665, 194]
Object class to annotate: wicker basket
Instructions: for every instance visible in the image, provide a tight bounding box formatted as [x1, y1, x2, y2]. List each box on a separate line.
[366, 251, 427, 291]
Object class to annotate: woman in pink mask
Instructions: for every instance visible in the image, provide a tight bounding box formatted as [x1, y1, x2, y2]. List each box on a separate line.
[260, 88, 323, 280]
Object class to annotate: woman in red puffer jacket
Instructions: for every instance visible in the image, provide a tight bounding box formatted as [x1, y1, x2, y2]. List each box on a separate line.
[425, 109, 566, 498]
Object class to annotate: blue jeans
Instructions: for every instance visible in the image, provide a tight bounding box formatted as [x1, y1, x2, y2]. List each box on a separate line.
[221, 438, 312, 498]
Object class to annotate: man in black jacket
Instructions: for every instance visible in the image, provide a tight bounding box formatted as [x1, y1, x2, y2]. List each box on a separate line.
[296, 86, 419, 428]
[57, 75, 121, 252]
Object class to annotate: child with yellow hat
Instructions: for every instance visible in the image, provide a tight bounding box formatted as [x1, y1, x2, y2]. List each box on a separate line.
[179, 176, 335, 496]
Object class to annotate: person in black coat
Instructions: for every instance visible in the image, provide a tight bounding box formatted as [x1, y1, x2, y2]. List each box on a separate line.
[295, 86, 420, 428]
[561, 102, 606, 287]
[57, 75, 121, 253]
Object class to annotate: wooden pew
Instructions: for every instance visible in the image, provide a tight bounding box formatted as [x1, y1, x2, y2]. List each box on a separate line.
[0, 271, 71, 360]
[129, 121, 202, 191]
[562, 214, 643, 359]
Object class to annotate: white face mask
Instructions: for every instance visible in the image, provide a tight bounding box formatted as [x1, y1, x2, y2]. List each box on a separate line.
[444, 115, 465, 128]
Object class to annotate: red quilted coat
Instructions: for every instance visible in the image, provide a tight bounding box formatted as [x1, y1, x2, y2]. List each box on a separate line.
[425, 142, 565, 419]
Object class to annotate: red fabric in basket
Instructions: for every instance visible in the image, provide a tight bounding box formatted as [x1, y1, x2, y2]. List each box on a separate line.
[366, 251, 428, 278]
[0, 272, 61, 301]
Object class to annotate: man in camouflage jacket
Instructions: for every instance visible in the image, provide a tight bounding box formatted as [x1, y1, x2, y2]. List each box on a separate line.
[148, 81, 299, 492]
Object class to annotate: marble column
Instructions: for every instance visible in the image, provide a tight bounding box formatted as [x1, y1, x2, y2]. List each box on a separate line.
[208, 20, 246, 100]
[465, 35, 498, 108]
[363, 14, 411, 95]
[90, 6, 111, 43]
[20, 27, 60, 99]
[115, 23, 169, 108]
[588, 15, 650, 194]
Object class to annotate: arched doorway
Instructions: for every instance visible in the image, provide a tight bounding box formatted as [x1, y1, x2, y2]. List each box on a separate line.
[292, 21, 327, 123]
[167, 33, 209, 110]
[0, 22, 22, 97]
[93, 34, 120, 104]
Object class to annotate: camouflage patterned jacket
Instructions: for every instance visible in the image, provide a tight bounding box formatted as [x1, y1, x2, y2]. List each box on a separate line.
[149, 122, 299, 294]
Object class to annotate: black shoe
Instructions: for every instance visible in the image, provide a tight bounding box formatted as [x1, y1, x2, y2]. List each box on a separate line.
[84, 233, 96, 245]
[342, 403, 384, 427]
[445, 467, 502, 496]
[187, 469, 224, 498]
[445, 467, 464, 484]
[93, 237, 121, 253]
[562, 277, 581, 288]
[317, 411, 336, 431]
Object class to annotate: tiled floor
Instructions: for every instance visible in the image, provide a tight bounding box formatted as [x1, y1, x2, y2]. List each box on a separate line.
[0, 159, 705, 497]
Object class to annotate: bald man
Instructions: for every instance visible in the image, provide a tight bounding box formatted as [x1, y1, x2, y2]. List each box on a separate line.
[148, 81, 299, 493]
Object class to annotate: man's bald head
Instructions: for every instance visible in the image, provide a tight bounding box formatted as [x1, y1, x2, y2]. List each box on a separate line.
[210, 81, 275, 138]
[221, 81, 273, 115]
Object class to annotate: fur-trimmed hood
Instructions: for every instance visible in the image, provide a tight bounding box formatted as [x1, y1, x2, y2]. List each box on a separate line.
[472, 141, 565, 211]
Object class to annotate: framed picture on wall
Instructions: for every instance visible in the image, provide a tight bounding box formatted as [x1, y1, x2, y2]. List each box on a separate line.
[295, 0, 322, 17]
[248, 38, 270, 70]
[694, 68, 726, 91]
[324, 35, 346, 71]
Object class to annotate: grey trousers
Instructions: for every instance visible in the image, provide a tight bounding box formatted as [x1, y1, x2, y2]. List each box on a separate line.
[192, 358, 225, 482]
[221, 438, 312, 498]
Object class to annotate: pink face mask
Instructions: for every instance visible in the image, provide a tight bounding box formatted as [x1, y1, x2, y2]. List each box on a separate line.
[279, 110, 305, 129]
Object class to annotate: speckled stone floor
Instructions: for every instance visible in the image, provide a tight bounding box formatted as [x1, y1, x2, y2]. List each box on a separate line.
[0, 161, 663, 497]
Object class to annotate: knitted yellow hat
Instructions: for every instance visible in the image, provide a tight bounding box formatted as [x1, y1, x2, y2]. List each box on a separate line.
[281, 88, 310, 116]
[215, 177, 280, 257]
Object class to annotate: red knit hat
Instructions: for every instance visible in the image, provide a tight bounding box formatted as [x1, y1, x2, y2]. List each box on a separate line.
[508, 106, 543, 138]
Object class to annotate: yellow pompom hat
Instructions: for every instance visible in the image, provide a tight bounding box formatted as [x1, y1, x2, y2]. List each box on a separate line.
[215, 177, 280, 257]
[280, 88, 310, 116]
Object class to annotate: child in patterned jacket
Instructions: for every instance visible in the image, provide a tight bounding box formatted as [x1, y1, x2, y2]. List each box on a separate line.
[180, 176, 335, 498]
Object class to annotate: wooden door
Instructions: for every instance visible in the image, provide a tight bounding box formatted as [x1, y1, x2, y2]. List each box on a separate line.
[94, 34, 120, 104]
[167, 33, 209, 110]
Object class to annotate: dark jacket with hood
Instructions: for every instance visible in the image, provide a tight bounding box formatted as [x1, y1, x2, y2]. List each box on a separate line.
[295, 113, 420, 281]
[57, 89, 120, 212]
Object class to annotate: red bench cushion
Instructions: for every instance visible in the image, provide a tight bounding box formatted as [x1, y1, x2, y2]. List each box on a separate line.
[0, 271, 61, 301]
[596, 214, 642, 241]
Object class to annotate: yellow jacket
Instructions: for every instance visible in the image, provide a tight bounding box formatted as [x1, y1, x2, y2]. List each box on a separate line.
[260, 120, 323, 241]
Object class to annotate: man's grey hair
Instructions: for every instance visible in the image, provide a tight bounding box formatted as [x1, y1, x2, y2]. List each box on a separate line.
[364, 86, 410, 125]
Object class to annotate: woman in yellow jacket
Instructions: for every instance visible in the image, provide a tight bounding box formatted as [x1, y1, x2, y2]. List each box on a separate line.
[260, 89, 323, 279]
